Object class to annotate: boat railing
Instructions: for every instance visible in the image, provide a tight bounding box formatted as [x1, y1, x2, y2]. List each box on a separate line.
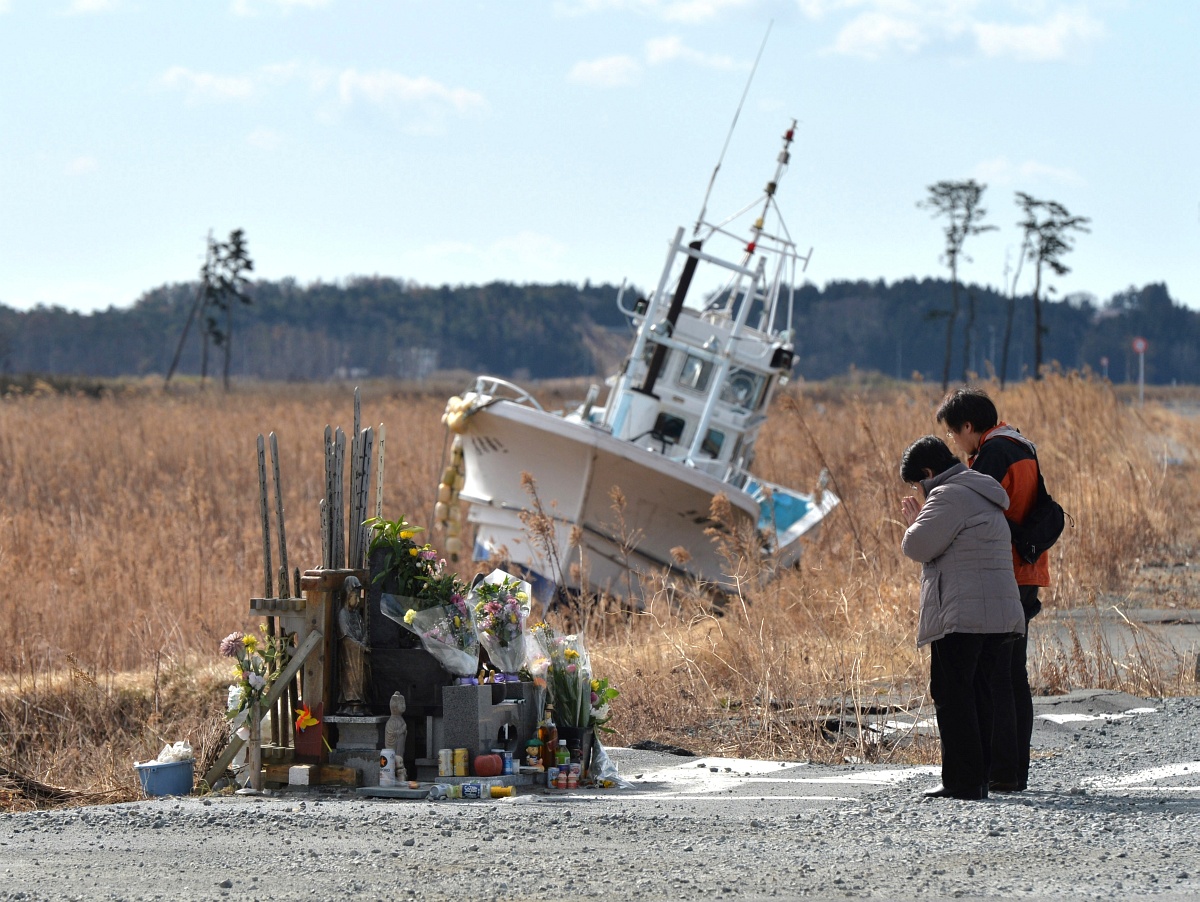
[471, 376, 544, 411]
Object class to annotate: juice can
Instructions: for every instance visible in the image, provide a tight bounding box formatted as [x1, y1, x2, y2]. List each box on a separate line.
[437, 748, 453, 777]
[453, 748, 469, 776]
[491, 785, 515, 798]
[546, 766, 560, 788]
[461, 781, 484, 799]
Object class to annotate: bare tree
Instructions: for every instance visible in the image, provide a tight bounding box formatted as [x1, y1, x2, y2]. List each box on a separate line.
[164, 229, 254, 389]
[919, 180, 996, 390]
[205, 229, 254, 390]
[999, 238, 1029, 388]
[1013, 193, 1090, 379]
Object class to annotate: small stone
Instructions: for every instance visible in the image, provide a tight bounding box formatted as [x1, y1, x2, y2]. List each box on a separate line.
[218, 879, 233, 889]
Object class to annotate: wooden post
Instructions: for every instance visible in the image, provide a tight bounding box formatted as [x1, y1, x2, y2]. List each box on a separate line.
[294, 568, 368, 764]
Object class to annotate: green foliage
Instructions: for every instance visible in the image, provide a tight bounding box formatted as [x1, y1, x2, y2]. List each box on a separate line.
[5, 275, 1200, 386]
[364, 515, 436, 596]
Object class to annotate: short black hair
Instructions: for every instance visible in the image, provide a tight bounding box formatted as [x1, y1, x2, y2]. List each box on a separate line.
[900, 435, 960, 484]
[936, 388, 998, 432]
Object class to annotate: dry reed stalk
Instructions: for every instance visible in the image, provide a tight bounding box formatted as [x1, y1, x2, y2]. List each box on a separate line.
[1, 378, 1197, 808]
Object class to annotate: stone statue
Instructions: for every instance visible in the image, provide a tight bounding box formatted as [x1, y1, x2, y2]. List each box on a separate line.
[336, 576, 371, 716]
[384, 692, 408, 782]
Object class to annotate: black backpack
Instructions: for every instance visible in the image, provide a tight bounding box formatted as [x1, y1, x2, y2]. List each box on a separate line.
[1009, 461, 1068, 564]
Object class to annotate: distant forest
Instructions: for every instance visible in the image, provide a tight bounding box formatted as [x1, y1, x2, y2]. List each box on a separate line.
[2, 277, 1194, 385]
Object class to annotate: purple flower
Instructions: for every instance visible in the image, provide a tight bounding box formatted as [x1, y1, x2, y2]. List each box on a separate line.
[219, 632, 244, 657]
[420, 549, 437, 561]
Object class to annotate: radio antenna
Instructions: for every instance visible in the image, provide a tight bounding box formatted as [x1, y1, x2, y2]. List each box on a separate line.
[693, 20, 773, 237]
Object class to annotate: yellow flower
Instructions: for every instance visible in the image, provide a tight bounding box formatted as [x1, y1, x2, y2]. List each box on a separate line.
[591, 679, 601, 691]
[242, 635, 258, 653]
[516, 591, 528, 602]
[565, 648, 579, 660]
[409, 548, 419, 557]
[231, 664, 244, 680]
[400, 530, 415, 540]
[403, 609, 416, 624]
[453, 616, 461, 628]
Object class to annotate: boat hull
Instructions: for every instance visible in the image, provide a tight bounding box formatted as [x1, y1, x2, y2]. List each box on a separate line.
[458, 399, 762, 599]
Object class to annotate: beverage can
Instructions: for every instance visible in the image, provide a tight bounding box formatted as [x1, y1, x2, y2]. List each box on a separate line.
[461, 781, 484, 799]
[491, 785, 515, 798]
[546, 766, 559, 788]
[379, 749, 396, 786]
[437, 748, 453, 777]
[453, 748, 469, 776]
[502, 750, 514, 775]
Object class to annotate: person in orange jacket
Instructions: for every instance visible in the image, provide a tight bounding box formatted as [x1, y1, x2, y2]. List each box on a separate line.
[937, 388, 1049, 793]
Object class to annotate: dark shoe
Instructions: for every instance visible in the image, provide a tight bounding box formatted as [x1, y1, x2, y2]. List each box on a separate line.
[989, 780, 1023, 793]
[923, 784, 987, 800]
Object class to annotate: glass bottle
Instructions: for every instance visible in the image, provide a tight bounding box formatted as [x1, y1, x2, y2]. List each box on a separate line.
[538, 708, 558, 770]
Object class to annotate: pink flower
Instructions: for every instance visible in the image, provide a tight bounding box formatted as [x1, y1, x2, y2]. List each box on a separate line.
[219, 632, 244, 657]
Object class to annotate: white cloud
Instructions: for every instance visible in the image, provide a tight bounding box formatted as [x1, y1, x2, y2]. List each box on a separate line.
[66, 155, 99, 175]
[569, 55, 642, 86]
[65, 0, 120, 13]
[231, 0, 331, 15]
[572, 36, 743, 88]
[973, 9, 1104, 61]
[336, 70, 485, 114]
[645, 35, 741, 69]
[806, 1, 1106, 61]
[158, 66, 256, 102]
[554, 0, 757, 23]
[973, 155, 1083, 187]
[156, 62, 485, 128]
[831, 10, 929, 59]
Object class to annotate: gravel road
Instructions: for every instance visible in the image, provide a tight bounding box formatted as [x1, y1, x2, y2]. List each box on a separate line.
[3, 689, 1198, 901]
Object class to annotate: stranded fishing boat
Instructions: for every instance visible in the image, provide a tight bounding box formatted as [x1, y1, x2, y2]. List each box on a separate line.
[439, 122, 838, 602]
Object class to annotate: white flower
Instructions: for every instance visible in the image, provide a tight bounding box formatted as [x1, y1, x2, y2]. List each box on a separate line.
[226, 684, 242, 711]
[247, 672, 267, 691]
[591, 704, 610, 722]
[236, 725, 250, 741]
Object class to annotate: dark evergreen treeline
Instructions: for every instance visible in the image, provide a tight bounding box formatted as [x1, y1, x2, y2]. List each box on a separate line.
[0, 276, 1193, 385]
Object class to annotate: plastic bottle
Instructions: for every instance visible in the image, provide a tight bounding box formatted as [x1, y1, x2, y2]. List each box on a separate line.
[555, 739, 570, 768]
[538, 708, 558, 771]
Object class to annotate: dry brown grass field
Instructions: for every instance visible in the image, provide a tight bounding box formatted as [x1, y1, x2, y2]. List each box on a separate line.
[2, 373, 1197, 810]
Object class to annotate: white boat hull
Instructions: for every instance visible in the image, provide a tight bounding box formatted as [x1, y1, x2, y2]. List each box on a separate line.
[458, 398, 827, 600]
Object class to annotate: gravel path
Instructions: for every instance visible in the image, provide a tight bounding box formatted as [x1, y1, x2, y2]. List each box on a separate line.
[2, 690, 1198, 901]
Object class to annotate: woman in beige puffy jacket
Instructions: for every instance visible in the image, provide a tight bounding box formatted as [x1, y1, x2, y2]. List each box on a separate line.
[900, 435, 1025, 801]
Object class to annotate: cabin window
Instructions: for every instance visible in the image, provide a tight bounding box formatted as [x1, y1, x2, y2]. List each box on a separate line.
[721, 368, 766, 409]
[676, 354, 713, 393]
[701, 428, 725, 459]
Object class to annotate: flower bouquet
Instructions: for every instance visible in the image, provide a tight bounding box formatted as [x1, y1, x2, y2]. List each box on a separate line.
[405, 594, 480, 680]
[470, 569, 532, 679]
[366, 515, 441, 610]
[219, 626, 284, 793]
[220, 626, 283, 722]
[379, 558, 468, 628]
[530, 624, 619, 731]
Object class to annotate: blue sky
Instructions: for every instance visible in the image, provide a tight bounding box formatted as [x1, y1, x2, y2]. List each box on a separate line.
[1, 0, 1197, 315]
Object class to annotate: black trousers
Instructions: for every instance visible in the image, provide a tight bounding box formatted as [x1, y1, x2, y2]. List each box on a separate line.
[929, 632, 1012, 793]
[989, 586, 1040, 788]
